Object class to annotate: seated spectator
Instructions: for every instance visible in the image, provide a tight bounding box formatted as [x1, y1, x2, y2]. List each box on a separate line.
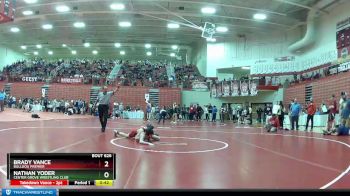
[265, 114, 280, 132]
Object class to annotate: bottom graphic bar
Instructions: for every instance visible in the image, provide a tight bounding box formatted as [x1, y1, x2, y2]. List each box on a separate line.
[1, 189, 57, 196]
[10, 180, 68, 186]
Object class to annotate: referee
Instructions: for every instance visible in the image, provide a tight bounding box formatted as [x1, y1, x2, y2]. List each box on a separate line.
[95, 85, 120, 132]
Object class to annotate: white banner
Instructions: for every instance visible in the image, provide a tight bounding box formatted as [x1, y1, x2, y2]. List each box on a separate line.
[223, 82, 230, 97]
[240, 81, 249, 96]
[192, 81, 209, 91]
[211, 84, 217, 98]
[42, 88, 46, 98]
[22, 77, 38, 82]
[231, 80, 239, 96]
[60, 78, 83, 84]
[249, 80, 258, 96]
[338, 61, 350, 72]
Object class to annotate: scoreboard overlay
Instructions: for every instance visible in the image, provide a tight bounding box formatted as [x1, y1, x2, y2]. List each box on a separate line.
[7, 153, 116, 187]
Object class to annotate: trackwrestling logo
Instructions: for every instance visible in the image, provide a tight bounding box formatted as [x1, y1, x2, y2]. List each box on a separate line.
[1, 189, 57, 196]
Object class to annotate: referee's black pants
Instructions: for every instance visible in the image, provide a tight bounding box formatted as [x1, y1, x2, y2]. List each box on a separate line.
[98, 104, 109, 130]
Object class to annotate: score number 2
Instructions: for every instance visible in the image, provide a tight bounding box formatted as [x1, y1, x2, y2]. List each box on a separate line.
[104, 160, 110, 178]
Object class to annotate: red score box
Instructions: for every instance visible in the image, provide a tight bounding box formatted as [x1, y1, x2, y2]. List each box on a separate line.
[10, 180, 68, 186]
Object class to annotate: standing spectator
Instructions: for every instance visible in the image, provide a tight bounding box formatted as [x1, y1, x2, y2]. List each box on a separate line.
[305, 100, 316, 131]
[228, 106, 233, 121]
[172, 102, 178, 123]
[248, 106, 253, 125]
[181, 105, 187, 121]
[189, 105, 195, 121]
[232, 107, 237, 123]
[263, 105, 269, 124]
[43, 98, 48, 112]
[220, 105, 225, 123]
[204, 105, 209, 121]
[119, 102, 124, 119]
[196, 104, 203, 121]
[324, 95, 337, 134]
[339, 92, 347, 125]
[208, 104, 213, 122]
[290, 98, 301, 131]
[11, 96, 16, 108]
[278, 101, 285, 129]
[288, 99, 294, 130]
[0, 90, 5, 112]
[212, 106, 217, 122]
[145, 100, 152, 121]
[257, 107, 263, 123]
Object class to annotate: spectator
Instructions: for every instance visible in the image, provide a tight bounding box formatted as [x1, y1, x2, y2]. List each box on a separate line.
[278, 101, 285, 129]
[305, 100, 316, 132]
[212, 106, 217, 122]
[256, 107, 263, 123]
[265, 114, 280, 132]
[290, 98, 301, 131]
[324, 95, 337, 134]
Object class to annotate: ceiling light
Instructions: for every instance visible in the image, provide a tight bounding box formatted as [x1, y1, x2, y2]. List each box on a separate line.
[206, 37, 216, 42]
[36, 44, 42, 49]
[84, 43, 90, 47]
[146, 51, 152, 56]
[145, 44, 151, 49]
[10, 27, 20, 33]
[114, 43, 121, 48]
[73, 22, 85, 28]
[33, 51, 39, 55]
[21, 45, 27, 50]
[71, 50, 77, 55]
[24, 0, 38, 4]
[242, 66, 250, 70]
[170, 53, 176, 57]
[119, 21, 131, 27]
[22, 10, 33, 16]
[62, 44, 67, 47]
[120, 51, 125, 55]
[253, 13, 267, 20]
[42, 24, 53, 30]
[48, 51, 53, 55]
[110, 3, 125, 10]
[92, 50, 98, 55]
[201, 7, 216, 14]
[216, 26, 228, 33]
[171, 45, 178, 50]
[56, 5, 70, 13]
[167, 23, 180, 29]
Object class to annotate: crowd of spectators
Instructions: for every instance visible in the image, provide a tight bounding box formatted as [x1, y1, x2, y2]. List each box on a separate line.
[117, 60, 168, 87]
[174, 64, 206, 88]
[2, 59, 204, 88]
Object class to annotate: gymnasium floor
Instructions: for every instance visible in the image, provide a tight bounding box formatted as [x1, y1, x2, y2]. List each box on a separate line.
[0, 109, 349, 189]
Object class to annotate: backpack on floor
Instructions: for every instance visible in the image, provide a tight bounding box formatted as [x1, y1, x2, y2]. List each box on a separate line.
[31, 114, 40, 118]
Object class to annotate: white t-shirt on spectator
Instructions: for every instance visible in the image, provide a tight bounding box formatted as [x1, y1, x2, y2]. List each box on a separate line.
[272, 105, 280, 115]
